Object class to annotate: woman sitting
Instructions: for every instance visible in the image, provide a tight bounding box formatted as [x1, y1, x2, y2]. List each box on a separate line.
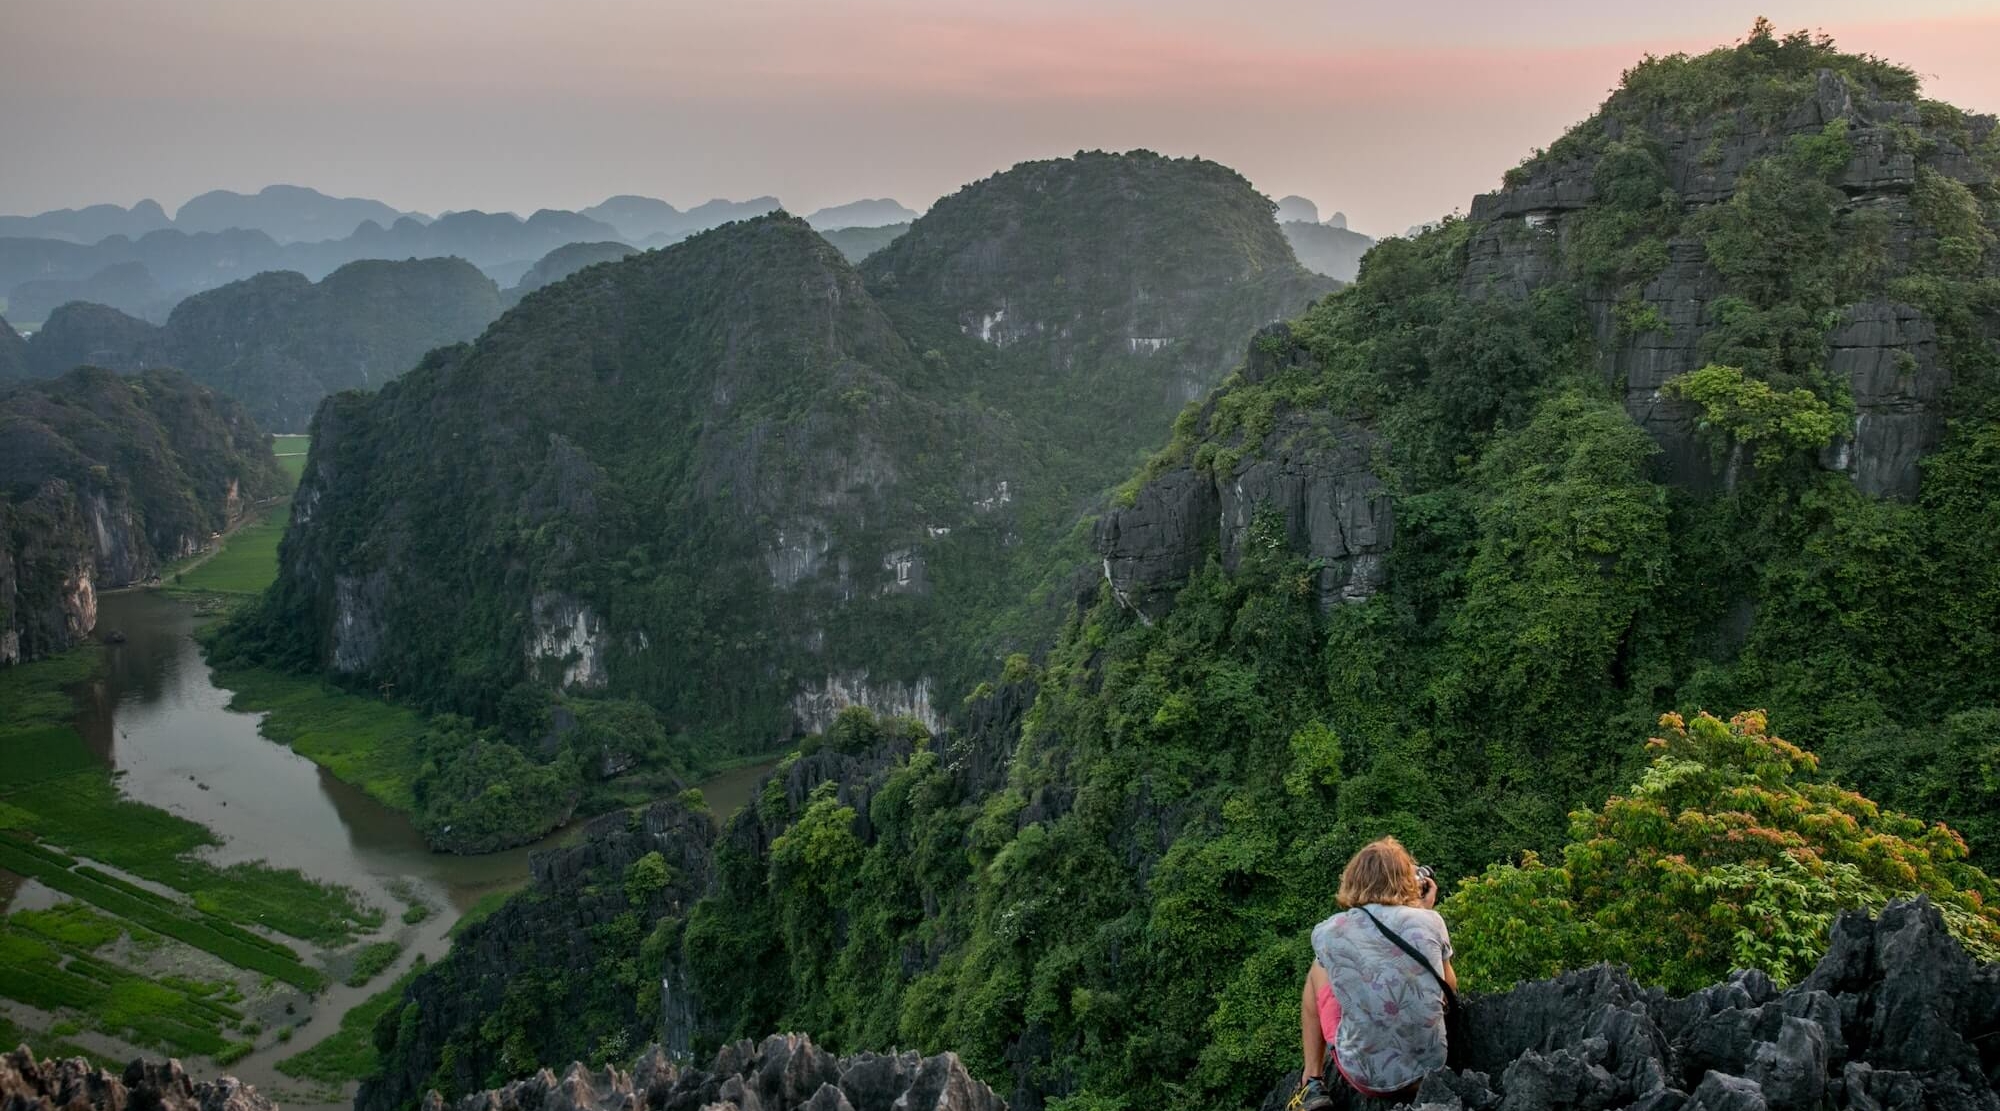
[1290, 836, 1455, 1107]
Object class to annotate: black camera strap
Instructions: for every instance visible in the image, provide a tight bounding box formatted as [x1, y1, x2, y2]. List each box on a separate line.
[1357, 906, 1457, 1009]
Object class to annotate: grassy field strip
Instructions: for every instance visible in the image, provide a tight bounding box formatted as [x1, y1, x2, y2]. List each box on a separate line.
[1, 904, 255, 1063]
[165, 511, 289, 596]
[0, 835, 325, 990]
[208, 666, 431, 813]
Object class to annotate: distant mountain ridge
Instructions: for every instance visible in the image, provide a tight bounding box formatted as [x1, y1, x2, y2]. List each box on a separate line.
[22, 257, 504, 429]
[805, 198, 921, 229]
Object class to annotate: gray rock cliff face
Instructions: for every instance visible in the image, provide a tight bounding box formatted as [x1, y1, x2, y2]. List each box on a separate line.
[1096, 323, 1393, 617]
[1462, 68, 1997, 499]
[2, 367, 280, 663]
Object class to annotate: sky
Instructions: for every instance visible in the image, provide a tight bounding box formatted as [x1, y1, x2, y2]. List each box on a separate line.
[5, 0, 1999, 236]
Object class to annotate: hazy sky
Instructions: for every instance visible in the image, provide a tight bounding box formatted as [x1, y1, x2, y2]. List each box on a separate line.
[6, 0, 1998, 235]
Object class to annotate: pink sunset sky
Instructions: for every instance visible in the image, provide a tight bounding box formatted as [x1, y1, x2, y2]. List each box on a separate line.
[5, 0, 1998, 235]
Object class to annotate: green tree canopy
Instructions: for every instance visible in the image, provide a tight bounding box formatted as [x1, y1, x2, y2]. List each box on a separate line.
[1444, 709, 2000, 993]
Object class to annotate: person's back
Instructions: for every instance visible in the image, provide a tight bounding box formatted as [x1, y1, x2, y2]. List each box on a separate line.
[1291, 837, 1456, 1109]
[1311, 902, 1452, 1092]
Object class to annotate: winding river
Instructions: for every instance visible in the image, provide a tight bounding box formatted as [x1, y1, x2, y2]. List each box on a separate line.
[7, 589, 775, 1107]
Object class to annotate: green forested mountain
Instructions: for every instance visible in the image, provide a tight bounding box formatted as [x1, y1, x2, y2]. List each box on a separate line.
[22, 257, 504, 429]
[0, 366, 284, 662]
[228, 153, 1330, 775]
[356, 27, 2000, 1111]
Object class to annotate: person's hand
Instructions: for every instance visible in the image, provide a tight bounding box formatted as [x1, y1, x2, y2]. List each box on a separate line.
[1417, 876, 1438, 909]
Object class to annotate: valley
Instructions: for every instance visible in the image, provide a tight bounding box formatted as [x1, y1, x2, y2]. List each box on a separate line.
[0, 483, 780, 1110]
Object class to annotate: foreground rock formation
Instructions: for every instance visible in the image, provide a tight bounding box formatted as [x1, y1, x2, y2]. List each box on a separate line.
[1262, 898, 2000, 1111]
[428, 1034, 1003, 1111]
[0, 1046, 274, 1111]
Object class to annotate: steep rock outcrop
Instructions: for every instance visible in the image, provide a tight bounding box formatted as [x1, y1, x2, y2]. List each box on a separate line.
[1463, 67, 1996, 498]
[1096, 322, 1392, 616]
[865, 150, 1335, 419]
[1260, 899, 2000, 1111]
[0, 1046, 276, 1111]
[0, 367, 283, 662]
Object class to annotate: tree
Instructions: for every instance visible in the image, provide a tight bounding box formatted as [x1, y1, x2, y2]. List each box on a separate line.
[1444, 710, 2000, 992]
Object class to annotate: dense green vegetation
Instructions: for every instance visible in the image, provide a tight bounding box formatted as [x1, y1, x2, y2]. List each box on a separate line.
[369, 28, 2000, 1111]
[1445, 710, 2000, 992]
[345, 940, 404, 987]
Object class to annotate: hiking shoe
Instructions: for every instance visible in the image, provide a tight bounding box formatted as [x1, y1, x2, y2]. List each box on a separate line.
[1287, 1076, 1334, 1111]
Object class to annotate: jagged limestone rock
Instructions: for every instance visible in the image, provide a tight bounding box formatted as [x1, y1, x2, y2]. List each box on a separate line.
[0, 1046, 277, 1111]
[1259, 899, 2000, 1111]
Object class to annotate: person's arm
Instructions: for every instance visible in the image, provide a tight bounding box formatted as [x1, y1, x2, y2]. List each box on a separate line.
[1440, 957, 1458, 993]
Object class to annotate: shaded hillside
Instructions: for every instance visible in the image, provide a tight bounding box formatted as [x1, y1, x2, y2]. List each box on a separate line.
[0, 211, 612, 317]
[24, 302, 164, 379]
[0, 199, 173, 244]
[7, 260, 173, 324]
[349, 27, 2000, 1111]
[23, 258, 505, 429]
[583, 195, 780, 243]
[0, 366, 283, 662]
[820, 223, 907, 263]
[1281, 219, 1375, 281]
[236, 215, 1026, 756]
[506, 241, 640, 303]
[0, 315, 26, 383]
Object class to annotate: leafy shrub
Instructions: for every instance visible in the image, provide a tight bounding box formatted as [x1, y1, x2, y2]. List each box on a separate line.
[1662, 364, 1841, 465]
[1445, 710, 2000, 992]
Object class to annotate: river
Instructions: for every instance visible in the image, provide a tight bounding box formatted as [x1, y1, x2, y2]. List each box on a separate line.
[7, 590, 776, 1107]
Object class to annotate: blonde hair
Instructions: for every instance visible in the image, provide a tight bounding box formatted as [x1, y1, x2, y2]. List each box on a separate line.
[1337, 836, 1423, 909]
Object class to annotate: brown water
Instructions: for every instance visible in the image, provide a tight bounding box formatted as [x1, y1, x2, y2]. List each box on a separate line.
[9, 590, 778, 1107]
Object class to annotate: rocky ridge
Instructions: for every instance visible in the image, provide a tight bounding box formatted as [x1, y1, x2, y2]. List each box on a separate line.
[1463, 67, 1997, 497]
[428, 1035, 1003, 1111]
[1265, 898, 2000, 1111]
[0, 313, 27, 382]
[0, 1046, 275, 1111]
